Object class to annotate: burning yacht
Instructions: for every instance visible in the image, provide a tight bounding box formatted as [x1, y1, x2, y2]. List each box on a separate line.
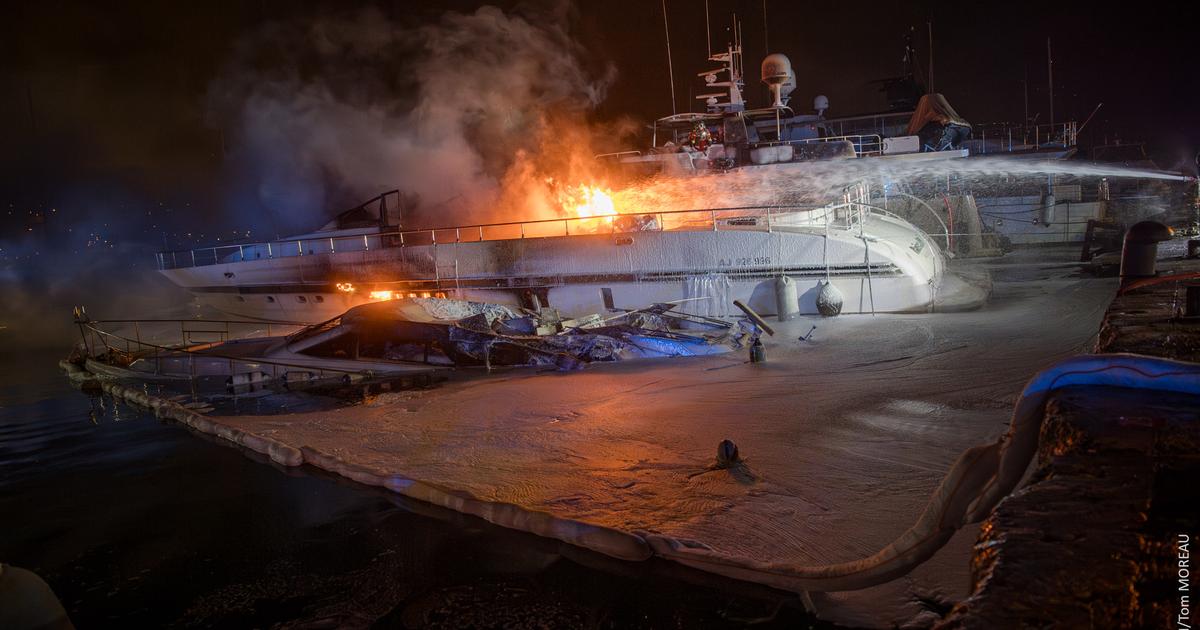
[157, 180, 979, 323]
[156, 28, 1003, 324]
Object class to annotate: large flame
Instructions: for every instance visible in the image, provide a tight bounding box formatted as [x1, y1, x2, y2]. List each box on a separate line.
[335, 283, 439, 302]
[369, 290, 438, 301]
[568, 185, 617, 219]
[555, 183, 624, 233]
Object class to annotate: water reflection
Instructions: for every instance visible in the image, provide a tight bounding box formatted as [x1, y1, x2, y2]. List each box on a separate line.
[0, 350, 819, 628]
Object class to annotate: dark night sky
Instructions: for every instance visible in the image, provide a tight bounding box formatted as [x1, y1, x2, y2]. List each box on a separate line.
[2, 0, 1198, 243]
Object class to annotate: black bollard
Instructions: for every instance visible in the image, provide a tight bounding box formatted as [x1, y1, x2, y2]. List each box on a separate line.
[1120, 221, 1172, 281]
[749, 337, 765, 363]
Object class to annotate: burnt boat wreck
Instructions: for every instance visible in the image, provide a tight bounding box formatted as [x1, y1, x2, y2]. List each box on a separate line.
[285, 298, 737, 371]
[74, 298, 744, 392]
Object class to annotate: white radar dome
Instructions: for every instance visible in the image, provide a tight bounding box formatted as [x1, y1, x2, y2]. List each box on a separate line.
[761, 53, 795, 108]
[814, 94, 829, 115]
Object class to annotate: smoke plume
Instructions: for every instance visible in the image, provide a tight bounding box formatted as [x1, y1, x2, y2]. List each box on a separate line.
[209, 5, 623, 235]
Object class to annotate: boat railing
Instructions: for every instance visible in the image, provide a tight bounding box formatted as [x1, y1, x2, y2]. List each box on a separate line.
[594, 150, 643, 161]
[751, 134, 884, 158]
[823, 111, 913, 140]
[71, 315, 380, 382]
[968, 121, 1078, 153]
[157, 200, 897, 271]
[75, 317, 307, 350]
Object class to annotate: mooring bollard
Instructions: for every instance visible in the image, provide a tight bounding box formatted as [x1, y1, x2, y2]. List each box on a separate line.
[1119, 221, 1172, 281]
[749, 337, 765, 363]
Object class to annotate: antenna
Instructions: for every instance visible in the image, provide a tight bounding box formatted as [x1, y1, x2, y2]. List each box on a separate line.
[704, 0, 711, 58]
[737, 15, 744, 83]
[902, 27, 914, 78]
[1077, 102, 1103, 134]
[1047, 37, 1054, 126]
[926, 21, 934, 93]
[762, 0, 769, 52]
[662, 0, 676, 115]
[697, 10, 745, 113]
[1023, 65, 1029, 124]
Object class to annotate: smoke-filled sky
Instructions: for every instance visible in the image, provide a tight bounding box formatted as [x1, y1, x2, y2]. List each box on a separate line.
[2, 0, 1190, 340]
[0, 0, 1198, 341]
[3, 0, 1198, 238]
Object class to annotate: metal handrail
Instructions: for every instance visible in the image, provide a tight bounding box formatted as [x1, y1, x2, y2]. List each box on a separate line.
[76, 317, 307, 355]
[594, 150, 643, 160]
[749, 134, 884, 158]
[797, 134, 884, 157]
[83, 318, 307, 326]
[156, 202, 848, 270]
[971, 121, 1078, 153]
[79, 320, 370, 382]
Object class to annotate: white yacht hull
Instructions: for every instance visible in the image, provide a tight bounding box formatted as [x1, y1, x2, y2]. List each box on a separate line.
[160, 212, 955, 323]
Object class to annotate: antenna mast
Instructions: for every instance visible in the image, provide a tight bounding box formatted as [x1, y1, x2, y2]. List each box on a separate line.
[704, 0, 711, 58]
[1023, 65, 1029, 124]
[1047, 37, 1054, 126]
[736, 14, 744, 82]
[762, 0, 769, 51]
[662, 0, 676, 115]
[926, 21, 934, 93]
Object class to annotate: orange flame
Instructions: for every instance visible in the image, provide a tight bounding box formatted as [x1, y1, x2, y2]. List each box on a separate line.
[555, 184, 624, 234]
[569, 186, 617, 219]
[366, 290, 443, 301]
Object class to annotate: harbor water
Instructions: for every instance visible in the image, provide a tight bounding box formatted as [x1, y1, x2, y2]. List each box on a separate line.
[0, 348, 816, 628]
